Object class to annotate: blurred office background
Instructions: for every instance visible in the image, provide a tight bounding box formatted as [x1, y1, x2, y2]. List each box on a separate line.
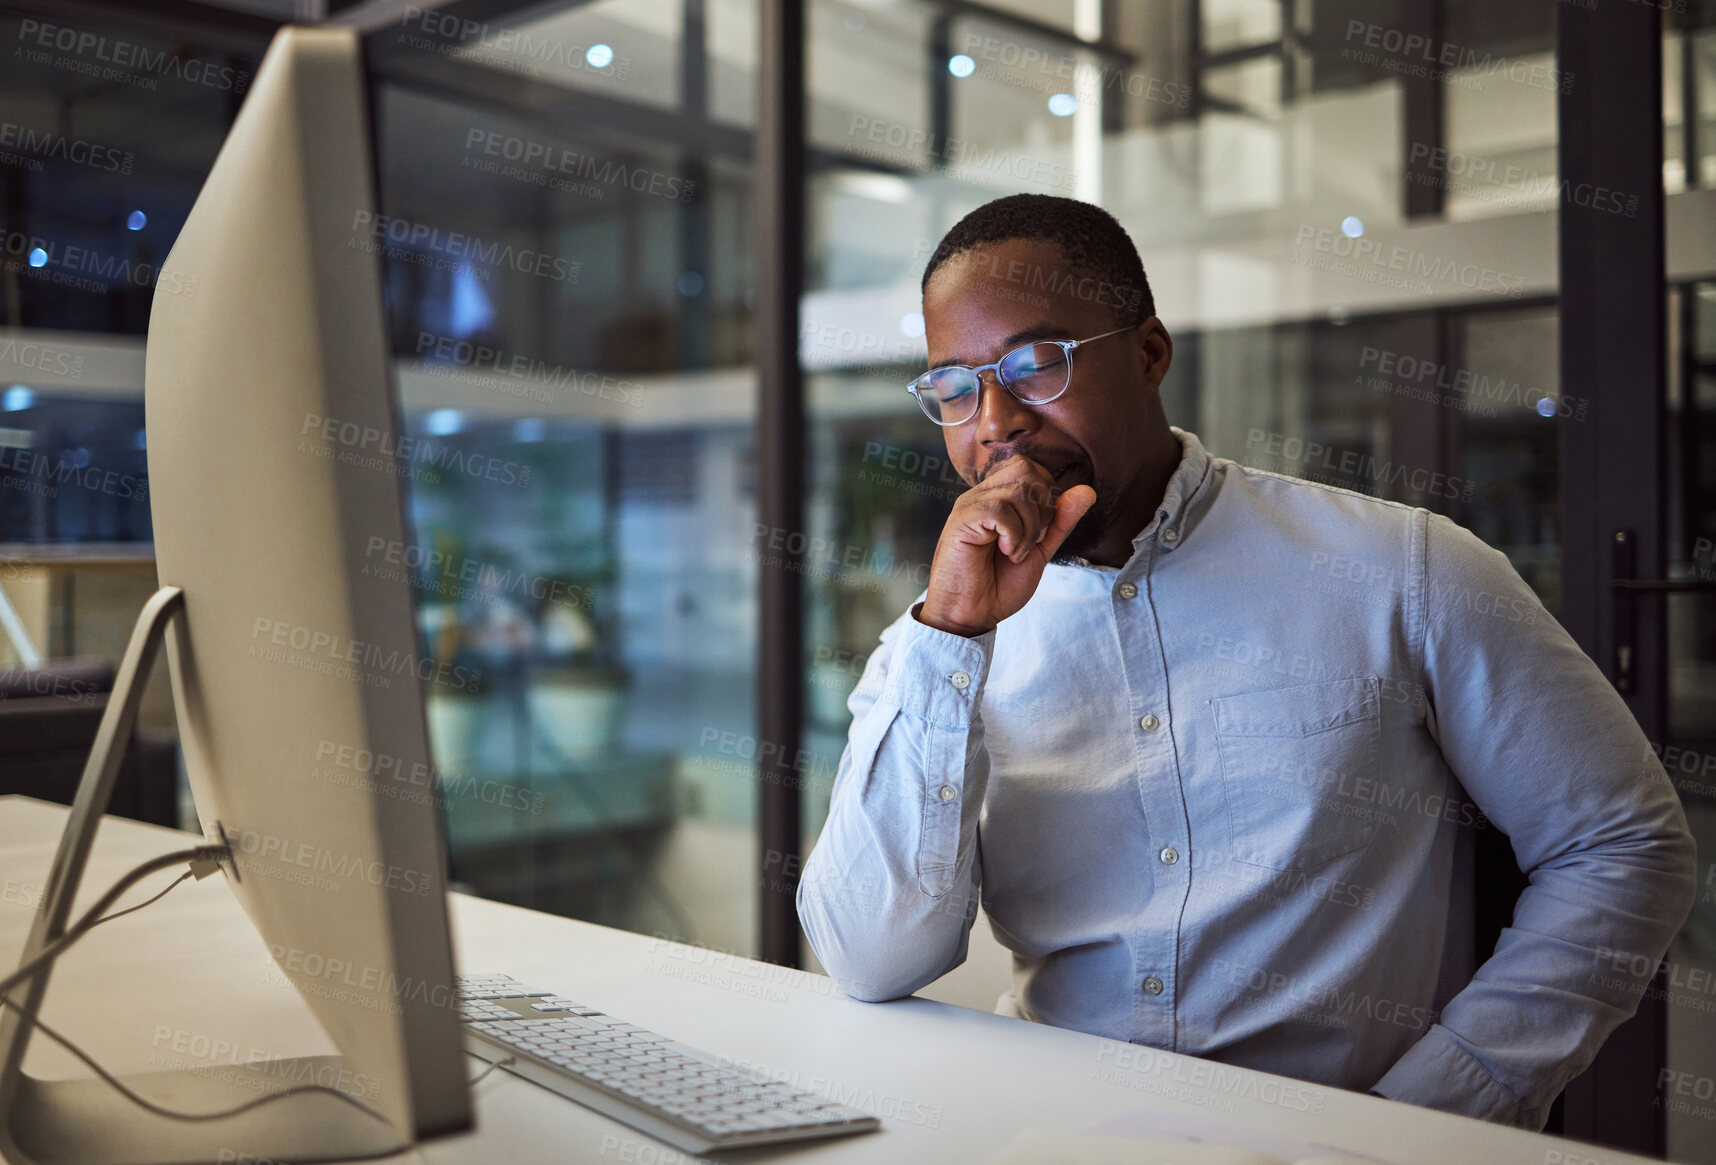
[1, 0, 1714, 1156]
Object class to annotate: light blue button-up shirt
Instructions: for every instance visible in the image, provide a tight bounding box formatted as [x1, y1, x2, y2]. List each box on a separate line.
[797, 426, 1696, 1130]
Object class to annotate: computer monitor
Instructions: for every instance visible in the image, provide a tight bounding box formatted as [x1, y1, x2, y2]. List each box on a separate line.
[0, 25, 473, 1165]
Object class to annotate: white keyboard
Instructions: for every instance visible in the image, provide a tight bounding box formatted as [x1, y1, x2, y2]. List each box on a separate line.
[457, 974, 882, 1154]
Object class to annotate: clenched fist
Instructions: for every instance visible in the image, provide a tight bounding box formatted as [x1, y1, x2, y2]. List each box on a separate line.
[917, 455, 1096, 637]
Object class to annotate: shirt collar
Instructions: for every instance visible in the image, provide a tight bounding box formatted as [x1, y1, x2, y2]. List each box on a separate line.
[1132, 425, 1211, 551]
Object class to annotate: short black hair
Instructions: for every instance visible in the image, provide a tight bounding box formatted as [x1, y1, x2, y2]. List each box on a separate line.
[920, 194, 1153, 326]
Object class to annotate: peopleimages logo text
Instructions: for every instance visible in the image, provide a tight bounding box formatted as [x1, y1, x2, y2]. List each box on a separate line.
[0, 121, 133, 173]
[15, 19, 251, 93]
[1294, 224, 1525, 297]
[228, 829, 437, 896]
[249, 615, 482, 693]
[301, 412, 531, 488]
[1245, 429, 1474, 502]
[463, 130, 695, 202]
[396, 6, 633, 79]
[0, 447, 146, 501]
[349, 211, 579, 285]
[2, 233, 198, 297]
[0, 337, 85, 379]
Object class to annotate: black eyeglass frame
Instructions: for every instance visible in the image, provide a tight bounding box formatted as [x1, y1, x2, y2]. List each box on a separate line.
[905, 324, 1138, 426]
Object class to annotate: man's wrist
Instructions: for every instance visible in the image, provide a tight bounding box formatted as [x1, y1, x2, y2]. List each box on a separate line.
[914, 600, 994, 638]
[884, 602, 994, 722]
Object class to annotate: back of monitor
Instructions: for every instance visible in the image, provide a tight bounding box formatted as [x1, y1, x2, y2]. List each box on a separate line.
[0, 25, 473, 1165]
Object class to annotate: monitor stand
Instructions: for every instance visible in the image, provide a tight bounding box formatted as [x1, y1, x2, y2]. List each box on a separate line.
[0, 586, 411, 1165]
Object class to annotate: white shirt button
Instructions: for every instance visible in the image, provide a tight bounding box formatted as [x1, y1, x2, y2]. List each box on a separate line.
[1159, 846, 1179, 865]
[1139, 714, 1160, 732]
[1142, 976, 1164, 996]
[938, 784, 956, 802]
[948, 671, 970, 690]
[1162, 527, 1179, 543]
[1117, 582, 1138, 600]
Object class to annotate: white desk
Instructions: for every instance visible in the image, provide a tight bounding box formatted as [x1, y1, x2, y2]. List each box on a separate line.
[0, 797, 1663, 1165]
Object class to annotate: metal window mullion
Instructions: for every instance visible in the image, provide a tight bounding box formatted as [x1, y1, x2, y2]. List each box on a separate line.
[1556, 2, 1669, 1152]
[756, 0, 805, 970]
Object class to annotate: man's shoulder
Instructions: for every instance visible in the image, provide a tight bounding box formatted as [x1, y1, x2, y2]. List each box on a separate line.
[1210, 455, 1430, 524]
[1207, 461, 1537, 615]
[1194, 456, 1434, 567]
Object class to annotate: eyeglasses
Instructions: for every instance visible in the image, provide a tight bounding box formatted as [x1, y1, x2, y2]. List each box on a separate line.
[906, 325, 1135, 426]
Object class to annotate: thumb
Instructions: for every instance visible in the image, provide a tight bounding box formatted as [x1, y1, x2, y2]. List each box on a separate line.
[1035, 485, 1096, 562]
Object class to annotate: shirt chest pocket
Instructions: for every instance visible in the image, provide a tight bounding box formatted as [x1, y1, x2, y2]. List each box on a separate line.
[1210, 676, 1381, 872]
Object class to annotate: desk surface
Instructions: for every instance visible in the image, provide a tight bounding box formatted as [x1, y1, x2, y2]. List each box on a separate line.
[0, 797, 1663, 1165]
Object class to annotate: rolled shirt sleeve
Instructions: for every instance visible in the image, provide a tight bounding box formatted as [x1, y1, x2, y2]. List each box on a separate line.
[797, 599, 997, 1002]
[1369, 513, 1698, 1128]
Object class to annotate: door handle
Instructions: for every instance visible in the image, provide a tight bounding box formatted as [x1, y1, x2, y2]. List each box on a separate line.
[1609, 529, 1716, 693]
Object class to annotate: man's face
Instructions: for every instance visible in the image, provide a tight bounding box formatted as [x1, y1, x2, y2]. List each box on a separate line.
[922, 238, 1170, 562]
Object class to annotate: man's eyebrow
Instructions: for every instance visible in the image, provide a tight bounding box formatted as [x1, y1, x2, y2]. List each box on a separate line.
[929, 323, 1073, 369]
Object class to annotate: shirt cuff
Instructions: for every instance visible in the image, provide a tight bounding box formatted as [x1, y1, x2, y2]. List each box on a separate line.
[877, 601, 994, 727]
[1370, 1025, 1531, 1128]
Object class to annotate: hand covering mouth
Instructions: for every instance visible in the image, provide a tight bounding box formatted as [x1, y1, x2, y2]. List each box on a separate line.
[980, 444, 1090, 490]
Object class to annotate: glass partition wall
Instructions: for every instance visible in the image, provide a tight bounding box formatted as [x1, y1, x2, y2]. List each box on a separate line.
[2, 1, 1713, 1154]
[365, 0, 762, 957]
[0, 8, 262, 748]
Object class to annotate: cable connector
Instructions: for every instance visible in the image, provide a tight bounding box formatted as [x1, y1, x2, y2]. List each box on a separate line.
[189, 845, 230, 881]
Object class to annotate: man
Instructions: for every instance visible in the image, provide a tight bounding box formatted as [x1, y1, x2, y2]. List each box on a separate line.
[796, 194, 1696, 1130]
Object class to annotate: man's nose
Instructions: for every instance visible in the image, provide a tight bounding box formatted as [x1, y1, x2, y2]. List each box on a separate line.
[974, 368, 1036, 446]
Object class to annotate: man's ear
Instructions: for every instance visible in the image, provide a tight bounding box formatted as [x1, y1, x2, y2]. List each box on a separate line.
[1140, 318, 1173, 386]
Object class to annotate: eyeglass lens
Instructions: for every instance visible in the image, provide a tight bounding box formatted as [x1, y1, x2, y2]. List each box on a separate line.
[916, 342, 1070, 424]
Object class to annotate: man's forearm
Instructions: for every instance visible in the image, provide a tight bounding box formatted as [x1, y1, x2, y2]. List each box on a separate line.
[797, 607, 995, 1001]
[1370, 790, 1695, 1128]
[1377, 515, 1699, 1125]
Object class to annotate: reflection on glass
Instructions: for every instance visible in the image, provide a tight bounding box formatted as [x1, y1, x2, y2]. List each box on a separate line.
[0, 13, 251, 338]
[1202, 0, 1282, 54]
[1204, 56, 1283, 120]
[807, 0, 932, 152]
[707, 0, 756, 125]
[974, 0, 1083, 38]
[1453, 308, 1562, 611]
[389, 0, 684, 109]
[945, 15, 1081, 195]
[1665, 23, 1716, 194]
[0, 11, 250, 544]
[369, 0, 761, 957]
[0, 398, 151, 544]
[1665, 281, 1716, 1164]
